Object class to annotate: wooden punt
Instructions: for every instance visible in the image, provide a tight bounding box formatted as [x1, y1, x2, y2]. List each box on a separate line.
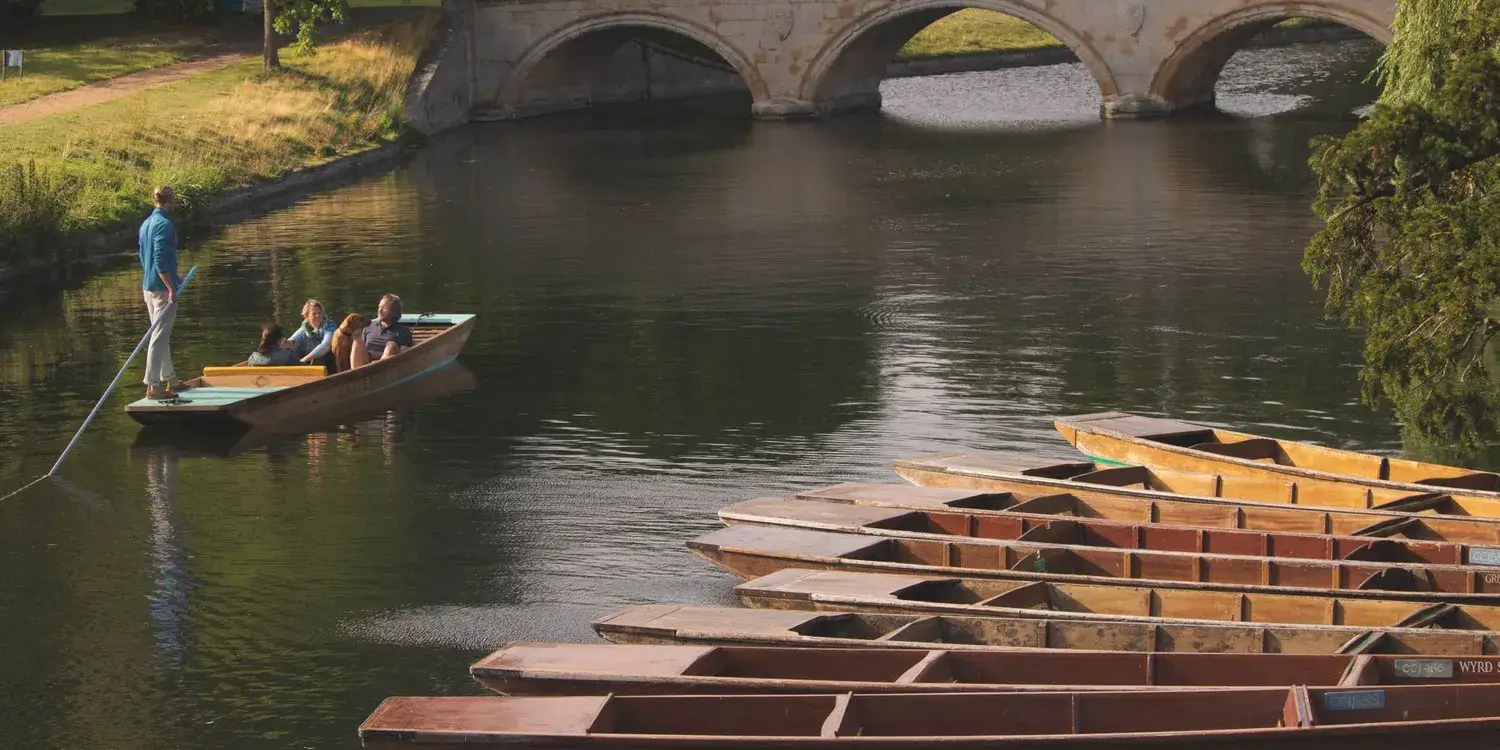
[124, 313, 475, 429]
[734, 568, 1500, 651]
[1055, 411, 1500, 512]
[688, 524, 1500, 602]
[721, 494, 1500, 570]
[888, 453, 1500, 544]
[472, 642, 1500, 695]
[359, 686, 1500, 749]
[594, 603, 1500, 655]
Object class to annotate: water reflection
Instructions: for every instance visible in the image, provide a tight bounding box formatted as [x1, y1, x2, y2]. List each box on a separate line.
[0, 39, 1394, 749]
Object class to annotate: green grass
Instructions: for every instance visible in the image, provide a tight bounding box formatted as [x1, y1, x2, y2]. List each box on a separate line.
[898, 11, 1336, 59]
[0, 34, 212, 107]
[42, 0, 435, 12]
[0, 14, 436, 264]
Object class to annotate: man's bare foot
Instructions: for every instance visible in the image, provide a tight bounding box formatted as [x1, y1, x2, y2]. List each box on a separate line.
[146, 385, 177, 399]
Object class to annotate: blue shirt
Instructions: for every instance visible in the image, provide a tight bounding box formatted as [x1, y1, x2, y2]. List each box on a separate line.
[362, 319, 414, 359]
[139, 208, 180, 292]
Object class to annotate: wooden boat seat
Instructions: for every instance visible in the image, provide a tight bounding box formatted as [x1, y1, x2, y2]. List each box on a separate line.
[1412, 472, 1500, 491]
[202, 365, 327, 378]
[1191, 439, 1283, 463]
[198, 365, 327, 388]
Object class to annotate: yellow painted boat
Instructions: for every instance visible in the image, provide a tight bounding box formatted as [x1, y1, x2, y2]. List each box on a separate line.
[1056, 412, 1500, 516]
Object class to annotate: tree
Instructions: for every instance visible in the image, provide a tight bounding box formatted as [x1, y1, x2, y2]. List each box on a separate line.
[1304, 0, 1500, 445]
[262, 0, 350, 71]
[264, 0, 279, 70]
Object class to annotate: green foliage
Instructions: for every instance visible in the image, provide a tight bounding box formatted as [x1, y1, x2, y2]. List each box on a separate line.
[1305, 0, 1500, 444]
[1, 0, 45, 30]
[132, 0, 212, 22]
[274, 0, 350, 55]
[0, 161, 81, 264]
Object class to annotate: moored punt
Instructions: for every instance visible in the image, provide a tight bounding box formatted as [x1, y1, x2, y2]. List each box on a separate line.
[687, 524, 1500, 602]
[1054, 411, 1500, 512]
[733, 568, 1500, 642]
[721, 495, 1499, 568]
[886, 455, 1500, 543]
[594, 604, 1500, 655]
[360, 687, 1500, 749]
[124, 314, 475, 429]
[472, 642, 1500, 694]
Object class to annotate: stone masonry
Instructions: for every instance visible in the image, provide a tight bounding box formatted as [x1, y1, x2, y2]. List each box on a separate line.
[407, 0, 1395, 131]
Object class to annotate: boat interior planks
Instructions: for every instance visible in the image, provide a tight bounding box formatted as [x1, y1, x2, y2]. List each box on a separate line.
[886, 455, 1500, 544]
[732, 568, 1500, 636]
[1054, 411, 1500, 511]
[722, 494, 1500, 568]
[359, 686, 1500, 748]
[472, 642, 1500, 694]
[687, 523, 1500, 602]
[592, 604, 1499, 655]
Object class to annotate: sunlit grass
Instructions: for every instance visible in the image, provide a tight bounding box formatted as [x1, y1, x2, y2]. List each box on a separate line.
[0, 35, 211, 107]
[0, 14, 437, 263]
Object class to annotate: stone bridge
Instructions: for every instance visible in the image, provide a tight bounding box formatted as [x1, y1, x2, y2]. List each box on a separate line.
[405, 0, 1395, 131]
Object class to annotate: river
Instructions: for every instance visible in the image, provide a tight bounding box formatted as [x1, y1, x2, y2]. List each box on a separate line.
[1, 39, 1388, 748]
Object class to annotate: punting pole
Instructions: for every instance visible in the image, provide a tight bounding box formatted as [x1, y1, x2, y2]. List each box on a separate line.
[0, 265, 198, 504]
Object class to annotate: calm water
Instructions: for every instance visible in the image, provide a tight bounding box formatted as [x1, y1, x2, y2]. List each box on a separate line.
[2, 40, 1393, 748]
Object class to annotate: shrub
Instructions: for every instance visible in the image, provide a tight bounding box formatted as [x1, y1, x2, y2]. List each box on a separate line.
[0, 0, 43, 32]
[133, 0, 214, 23]
[0, 161, 80, 266]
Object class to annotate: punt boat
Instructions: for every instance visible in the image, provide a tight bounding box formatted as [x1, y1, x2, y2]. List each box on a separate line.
[733, 568, 1500, 646]
[472, 642, 1500, 694]
[1055, 411, 1500, 509]
[687, 524, 1500, 602]
[887, 454, 1500, 542]
[360, 686, 1500, 749]
[124, 313, 475, 429]
[594, 603, 1500, 655]
[720, 495, 1499, 568]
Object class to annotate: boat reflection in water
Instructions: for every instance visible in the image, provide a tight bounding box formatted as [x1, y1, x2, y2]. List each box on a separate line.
[131, 362, 477, 459]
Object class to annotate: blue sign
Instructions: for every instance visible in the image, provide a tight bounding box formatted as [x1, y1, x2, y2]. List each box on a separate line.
[1392, 659, 1454, 679]
[1470, 547, 1500, 567]
[1322, 690, 1387, 711]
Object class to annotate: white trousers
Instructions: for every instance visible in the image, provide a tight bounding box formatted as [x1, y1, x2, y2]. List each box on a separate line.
[142, 290, 177, 387]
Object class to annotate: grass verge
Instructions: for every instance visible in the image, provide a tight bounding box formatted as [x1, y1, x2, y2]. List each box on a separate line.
[0, 33, 215, 107]
[898, 11, 1335, 59]
[0, 13, 436, 266]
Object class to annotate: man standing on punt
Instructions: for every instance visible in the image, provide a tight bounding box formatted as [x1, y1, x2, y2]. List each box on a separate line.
[140, 186, 182, 399]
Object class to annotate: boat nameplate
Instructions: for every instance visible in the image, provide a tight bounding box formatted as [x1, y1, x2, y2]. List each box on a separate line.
[1392, 659, 1454, 679]
[1321, 690, 1386, 711]
[1469, 547, 1500, 566]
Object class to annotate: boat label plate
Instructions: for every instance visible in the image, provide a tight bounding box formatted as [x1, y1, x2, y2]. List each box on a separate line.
[1392, 659, 1454, 679]
[1321, 690, 1386, 711]
[1469, 547, 1500, 567]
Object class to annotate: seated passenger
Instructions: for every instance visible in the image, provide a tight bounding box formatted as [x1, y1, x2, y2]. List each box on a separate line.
[287, 298, 338, 370]
[248, 323, 298, 366]
[349, 293, 414, 369]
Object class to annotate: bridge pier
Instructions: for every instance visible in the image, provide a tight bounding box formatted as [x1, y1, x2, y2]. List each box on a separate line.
[405, 0, 1394, 132]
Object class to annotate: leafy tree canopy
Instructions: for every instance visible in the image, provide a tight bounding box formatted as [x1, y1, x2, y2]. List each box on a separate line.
[274, 0, 350, 56]
[1306, 0, 1500, 445]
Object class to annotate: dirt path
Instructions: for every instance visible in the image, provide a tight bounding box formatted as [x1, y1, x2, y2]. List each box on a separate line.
[0, 51, 255, 126]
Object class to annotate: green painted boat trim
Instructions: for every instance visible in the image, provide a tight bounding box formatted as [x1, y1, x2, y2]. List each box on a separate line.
[1084, 455, 1132, 467]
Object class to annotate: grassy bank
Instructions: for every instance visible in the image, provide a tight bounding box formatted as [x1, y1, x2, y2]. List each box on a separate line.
[899, 11, 1327, 59]
[0, 33, 215, 107]
[0, 14, 435, 267]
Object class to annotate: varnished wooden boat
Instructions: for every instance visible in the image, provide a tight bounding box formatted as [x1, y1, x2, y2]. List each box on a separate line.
[734, 568, 1500, 649]
[124, 313, 475, 429]
[360, 686, 1500, 748]
[721, 494, 1500, 570]
[473, 642, 1500, 695]
[688, 524, 1500, 602]
[595, 603, 1500, 655]
[1055, 411, 1500, 512]
[888, 453, 1500, 543]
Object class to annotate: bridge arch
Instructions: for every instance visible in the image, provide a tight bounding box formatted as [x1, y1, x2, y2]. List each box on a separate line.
[801, 0, 1120, 114]
[498, 13, 769, 117]
[1151, 3, 1392, 111]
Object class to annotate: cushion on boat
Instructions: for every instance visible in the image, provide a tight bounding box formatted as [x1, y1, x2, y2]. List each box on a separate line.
[202, 366, 326, 378]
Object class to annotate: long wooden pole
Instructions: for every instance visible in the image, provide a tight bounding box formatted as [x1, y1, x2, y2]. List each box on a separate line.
[46, 265, 199, 477]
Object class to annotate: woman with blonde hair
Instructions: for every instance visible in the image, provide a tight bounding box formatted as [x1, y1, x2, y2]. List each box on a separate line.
[286, 298, 338, 370]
